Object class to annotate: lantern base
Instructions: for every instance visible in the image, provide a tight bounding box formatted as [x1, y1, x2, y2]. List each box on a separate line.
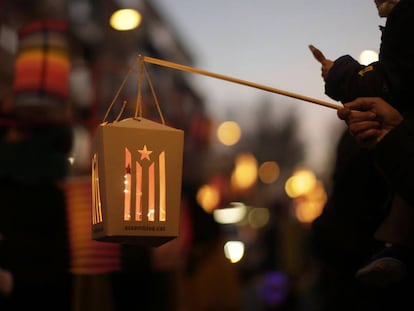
[93, 235, 177, 247]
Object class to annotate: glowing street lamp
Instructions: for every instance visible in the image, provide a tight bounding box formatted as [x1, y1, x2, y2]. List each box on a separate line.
[110, 8, 142, 31]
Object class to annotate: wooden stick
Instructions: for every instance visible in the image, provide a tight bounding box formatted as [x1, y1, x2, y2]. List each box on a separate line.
[139, 55, 341, 110]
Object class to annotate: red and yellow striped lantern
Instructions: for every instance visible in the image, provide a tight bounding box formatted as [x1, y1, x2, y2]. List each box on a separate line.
[65, 177, 121, 274]
[12, 20, 70, 124]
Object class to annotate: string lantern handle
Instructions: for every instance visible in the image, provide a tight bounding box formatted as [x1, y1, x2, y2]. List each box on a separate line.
[103, 58, 166, 125]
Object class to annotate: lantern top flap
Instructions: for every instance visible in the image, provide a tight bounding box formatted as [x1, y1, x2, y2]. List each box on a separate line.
[103, 117, 183, 133]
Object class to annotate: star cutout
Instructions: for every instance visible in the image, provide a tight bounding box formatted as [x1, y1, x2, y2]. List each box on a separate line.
[138, 145, 152, 161]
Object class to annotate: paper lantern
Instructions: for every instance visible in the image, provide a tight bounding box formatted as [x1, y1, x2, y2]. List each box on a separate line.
[12, 20, 70, 124]
[91, 117, 184, 246]
[65, 177, 121, 274]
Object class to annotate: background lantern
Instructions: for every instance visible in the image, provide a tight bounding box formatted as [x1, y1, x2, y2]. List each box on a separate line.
[12, 19, 71, 125]
[91, 117, 184, 247]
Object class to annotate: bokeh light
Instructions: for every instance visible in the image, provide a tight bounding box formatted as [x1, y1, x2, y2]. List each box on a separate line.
[224, 240, 245, 263]
[110, 9, 142, 31]
[196, 184, 220, 213]
[285, 168, 316, 198]
[217, 121, 241, 146]
[231, 153, 258, 191]
[258, 161, 280, 184]
[247, 207, 270, 229]
[213, 202, 247, 224]
[359, 49, 378, 65]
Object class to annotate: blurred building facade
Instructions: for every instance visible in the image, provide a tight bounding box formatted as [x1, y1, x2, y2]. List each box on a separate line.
[0, 1, 216, 310]
[0, 1, 325, 310]
[1, 0, 211, 179]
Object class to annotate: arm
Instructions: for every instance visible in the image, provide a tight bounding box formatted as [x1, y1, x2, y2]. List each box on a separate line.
[309, 45, 386, 103]
[324, 56, 385, 103]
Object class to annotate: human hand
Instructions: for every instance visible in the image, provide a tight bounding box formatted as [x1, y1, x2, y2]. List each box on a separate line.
[337, 97, 403, 149]
[308, 45, 333, 81]
[320, 59, 334, 81]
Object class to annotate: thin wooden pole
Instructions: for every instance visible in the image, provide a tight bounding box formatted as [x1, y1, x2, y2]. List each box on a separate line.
[138, 55, 341, 110]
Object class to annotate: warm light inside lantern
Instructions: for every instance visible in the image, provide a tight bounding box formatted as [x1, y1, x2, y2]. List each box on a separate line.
[91, 154, 103, 225]
[124, 148, 132, 221]
[123, 145, 167, 222]
[110, 9, 142, 31]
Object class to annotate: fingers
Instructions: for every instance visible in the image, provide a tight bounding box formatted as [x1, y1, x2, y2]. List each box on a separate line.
[348, 120, 380, 137]
[309, 45, 326, 63]
[320, 59, 333, 81]
[342, 97, 386, 112]
[338, 97, 401, 149]
[338, 107, 377, 123]
[342, 97, 403, 127]
[338, 105, 380, 149]
[337, 107, 351, 120]
[352, 123, 381, 150]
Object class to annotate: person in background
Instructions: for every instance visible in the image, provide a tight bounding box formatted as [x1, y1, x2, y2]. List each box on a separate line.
[309, 0, 414, 309]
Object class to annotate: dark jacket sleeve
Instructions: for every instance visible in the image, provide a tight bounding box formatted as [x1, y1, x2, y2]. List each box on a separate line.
[324, 55, 387, 103]
[374, 114, 414, 206]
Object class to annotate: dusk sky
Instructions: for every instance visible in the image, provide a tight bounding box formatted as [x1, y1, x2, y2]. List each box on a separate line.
[152, 0, 384, 176]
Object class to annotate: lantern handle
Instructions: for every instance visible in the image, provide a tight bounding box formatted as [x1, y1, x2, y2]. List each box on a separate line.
[135, 58, 143, 119]
[135, 58, 165, 125]
[138, 55, 341, 110]
[104, 58, 166, 125]
[114, 100, 128, 122]
[103, 62, 135, 123]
